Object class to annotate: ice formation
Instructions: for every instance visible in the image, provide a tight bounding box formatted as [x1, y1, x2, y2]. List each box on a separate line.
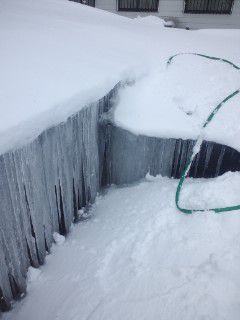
[0, 85, 118, 311]
[104, 125, 240, 185]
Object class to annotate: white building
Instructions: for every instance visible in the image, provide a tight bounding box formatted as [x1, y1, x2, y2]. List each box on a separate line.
[74, 0, 240, 29]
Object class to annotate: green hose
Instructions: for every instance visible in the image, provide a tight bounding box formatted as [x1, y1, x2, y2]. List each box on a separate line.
[167, 53, 240, 214]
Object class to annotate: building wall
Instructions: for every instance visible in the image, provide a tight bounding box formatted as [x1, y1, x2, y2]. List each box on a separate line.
[95, 0, 240, 29]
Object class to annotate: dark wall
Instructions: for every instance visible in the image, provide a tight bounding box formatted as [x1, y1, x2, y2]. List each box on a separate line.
[102, 124, 240, 185]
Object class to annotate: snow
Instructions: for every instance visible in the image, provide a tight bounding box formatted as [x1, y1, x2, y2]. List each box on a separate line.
[1, 0, 240, 154]
[133, 15, 166, 27]
[53, 232, 66, 246]
[0, 0, 146, 154]
[27, 267, 41, 284]
[114, 54, 240, 151]
[3, 173, 240, 320]
[180, 171, 240, 210]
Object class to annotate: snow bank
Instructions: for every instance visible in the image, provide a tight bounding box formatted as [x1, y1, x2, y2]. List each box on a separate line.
[27, 268, 41, 285]
[1, 0, 240, 154]
[180, 171, 240, 210]
[114, 54, 240, 151]
[53, 232, 65, 246]
[3, 173, 240, 320]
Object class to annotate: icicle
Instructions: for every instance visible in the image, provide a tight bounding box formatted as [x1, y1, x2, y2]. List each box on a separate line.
[203, 142, 214, 176]
[0, 83, 120, 311]
[215, 145, 226, 177]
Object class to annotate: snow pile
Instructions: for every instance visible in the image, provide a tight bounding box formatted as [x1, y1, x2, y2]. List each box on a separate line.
[180, 171, 240, 210]
[27, 268, 41, 285]
[1, 0, 240, 154]
[53, 232, 65, 246]
[164, 20, 176, 28]
[114, 53, 240, 151]
[3, 173, 240, 320]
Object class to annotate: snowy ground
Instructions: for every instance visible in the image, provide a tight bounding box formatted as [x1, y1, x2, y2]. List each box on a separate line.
[3, 173, 240, 320]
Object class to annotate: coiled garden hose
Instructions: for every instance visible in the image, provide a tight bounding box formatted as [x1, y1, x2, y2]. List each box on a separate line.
[167, 53, 240, 213]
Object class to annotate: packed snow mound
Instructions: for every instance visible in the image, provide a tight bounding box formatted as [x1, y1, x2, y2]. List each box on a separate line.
[114, 53, 240, 151]
[180, 171, 240, 210]
[3, 173, 240, 320]
[1, 0, 240, 154]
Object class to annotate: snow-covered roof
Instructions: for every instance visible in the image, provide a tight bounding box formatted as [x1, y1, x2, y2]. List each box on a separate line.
[1, 0, 240, 154]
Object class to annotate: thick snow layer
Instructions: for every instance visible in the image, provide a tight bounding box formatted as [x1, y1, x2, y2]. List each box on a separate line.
[180, 171, 240, 210]
[1, 0, 240, 154]
[3, 173, 240, 320]
[114, 54, 240, 151]
[0, 0, 147, 153]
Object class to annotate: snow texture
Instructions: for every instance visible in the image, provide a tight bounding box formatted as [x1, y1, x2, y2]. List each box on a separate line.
[114, 55, 240, 151]
[3, 173, 240, 320]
